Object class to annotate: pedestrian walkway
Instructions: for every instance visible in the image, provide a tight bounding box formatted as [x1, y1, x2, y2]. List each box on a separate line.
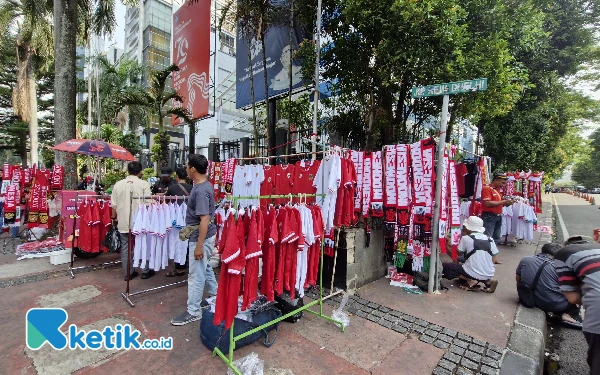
[0, 203, 552, 375]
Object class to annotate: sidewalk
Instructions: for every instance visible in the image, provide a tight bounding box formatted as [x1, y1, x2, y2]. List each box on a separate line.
[0, 203, 551, 375]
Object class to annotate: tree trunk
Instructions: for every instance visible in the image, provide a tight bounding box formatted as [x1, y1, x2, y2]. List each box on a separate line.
[87, 37, 92, 135]
[13, 46, 31, 124]
[248, 39, 258, 155]
[365, 76, 375, 151]
[28, 68, 39, 167]
[53, 0, 78, 189]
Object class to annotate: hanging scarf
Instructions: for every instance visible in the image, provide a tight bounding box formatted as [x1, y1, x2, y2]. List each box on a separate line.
[395, 144, 411, 267]
[383, 146, 397, 227]
[439, 150, 449, 254]
[1, 164, 13, 198]
[371, 151, 384, 218]
[51, 165, 65, 190]
[362, 153, 372, 218]
[39, 185, 49, 228]
[209, 161, 223, 201]
[351, 150, 364, 213]
[448, 159, 461, 260]
[28, 183, 41, 228]
[3, 185, 17, 226]
[222, 158, 237, 195]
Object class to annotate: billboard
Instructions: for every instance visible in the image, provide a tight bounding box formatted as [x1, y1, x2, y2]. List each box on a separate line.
[236, 21, 308, 109]
[171, 0, 211, 125]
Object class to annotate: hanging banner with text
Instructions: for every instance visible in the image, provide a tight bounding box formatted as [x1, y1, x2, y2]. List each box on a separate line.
[171, 0, 211, 125]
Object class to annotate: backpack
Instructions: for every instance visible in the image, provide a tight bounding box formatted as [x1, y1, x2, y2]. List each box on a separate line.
[517, 260, 550, 308]
[462, 235, 495, 261]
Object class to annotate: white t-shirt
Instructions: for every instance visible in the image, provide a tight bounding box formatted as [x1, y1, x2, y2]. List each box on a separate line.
[459, 232, 498, 280]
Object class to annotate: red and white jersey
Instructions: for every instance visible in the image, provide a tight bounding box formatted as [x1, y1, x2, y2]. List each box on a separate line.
[274, 164, 295, 205]
[292, 160, 320, 203]
[260, 166, 276, 207]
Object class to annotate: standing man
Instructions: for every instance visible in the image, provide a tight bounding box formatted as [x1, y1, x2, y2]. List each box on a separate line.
[165, 166, 193, 277]
[111, 161, 153, 280]
[555, 236, 600, 374]
[481, 174, 514, 244]
[152, 166, 176, 195]
[171, 154, 218, 326]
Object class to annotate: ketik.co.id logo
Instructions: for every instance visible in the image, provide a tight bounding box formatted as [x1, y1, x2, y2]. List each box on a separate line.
[26, 308, 173, 350]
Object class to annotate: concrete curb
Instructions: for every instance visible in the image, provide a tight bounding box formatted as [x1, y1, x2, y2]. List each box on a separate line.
[499, 202, 553, 375]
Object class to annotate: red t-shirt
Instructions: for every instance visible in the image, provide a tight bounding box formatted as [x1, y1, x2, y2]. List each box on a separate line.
[456, 163, 467, 197]
[274, 164, 295, 205]
[481, 185, 502, 214]
[260, 166, 276, 207]
[99, 203, 111, 252]
[77, 202, 92, 252]
[292, 160, 320, 204]
[90, 202, 101, 253]
[343, 159, 357, 226]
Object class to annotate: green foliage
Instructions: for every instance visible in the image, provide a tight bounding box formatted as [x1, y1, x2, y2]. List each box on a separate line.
[102, 170, 126, 189]
[573, 129, 600, 187]
[151, 132, 170, 166]
[40, 147, 55, 168]
[142, 167, 156, 181]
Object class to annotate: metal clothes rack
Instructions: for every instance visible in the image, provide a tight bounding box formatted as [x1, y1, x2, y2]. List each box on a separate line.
[122, 193, 190, 307]
[213, 193, 345, 375]
[69, 192, 120, 278]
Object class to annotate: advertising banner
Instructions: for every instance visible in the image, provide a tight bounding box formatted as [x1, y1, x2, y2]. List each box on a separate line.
[171, 0, 211, 125]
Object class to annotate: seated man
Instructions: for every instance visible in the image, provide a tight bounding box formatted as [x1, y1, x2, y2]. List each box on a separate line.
[516, 243, 582, 328]
[442, 216, 499, 293]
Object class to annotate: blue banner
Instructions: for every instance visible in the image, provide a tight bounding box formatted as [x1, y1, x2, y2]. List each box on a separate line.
[236, 22, 308, 109]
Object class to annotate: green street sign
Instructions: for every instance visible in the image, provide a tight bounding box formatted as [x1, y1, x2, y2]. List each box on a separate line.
[411, 78, 488, 98]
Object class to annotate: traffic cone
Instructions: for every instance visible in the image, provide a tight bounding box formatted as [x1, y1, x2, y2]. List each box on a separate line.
[593, 197, 596, 206]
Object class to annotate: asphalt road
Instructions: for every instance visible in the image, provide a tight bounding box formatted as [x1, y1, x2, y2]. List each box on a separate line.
[549, 193, 595, 375]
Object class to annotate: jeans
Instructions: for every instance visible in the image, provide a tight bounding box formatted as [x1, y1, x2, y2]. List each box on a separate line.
[584, 332, 600, 375]
[481, 212, 502, 243]
[187, 236, 218, 316]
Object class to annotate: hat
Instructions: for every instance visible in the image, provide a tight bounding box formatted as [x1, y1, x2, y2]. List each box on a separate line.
[160, 167, 173, 177]
[493, 173, 508, 181]
[463, 216, 485, 233]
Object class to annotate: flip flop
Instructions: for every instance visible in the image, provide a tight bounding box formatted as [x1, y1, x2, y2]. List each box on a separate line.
[483, 279, 499, 293]
[561, 319, 583, 330]
[459, 283, 480, 292]
[166, 270, 185, 277]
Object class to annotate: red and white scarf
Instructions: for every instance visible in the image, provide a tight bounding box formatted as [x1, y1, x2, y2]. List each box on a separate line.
[448, 159, 461, 260]
[439, 151, 449, 253]
[3, 185, 17, 226]
[395, 144, 411, 250]
[51, 165, 65, 190]
[383, 146, 397, 224]
[371, 151, 384, 217]
[351, 150, 364, 213]
[222, 158, 237, 195]
[362, 153, 372, 218]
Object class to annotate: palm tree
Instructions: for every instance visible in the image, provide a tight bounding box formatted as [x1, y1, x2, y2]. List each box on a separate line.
[0, 0, 54, 167]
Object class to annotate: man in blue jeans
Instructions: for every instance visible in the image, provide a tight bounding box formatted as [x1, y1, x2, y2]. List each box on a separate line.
[481, 174, 514, 243]
[171, 154, 218, 326]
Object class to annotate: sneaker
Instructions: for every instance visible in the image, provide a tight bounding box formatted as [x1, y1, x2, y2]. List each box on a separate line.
[124, 271, 139, 281]
[171, 312, 201, 326]
[141, 270, 156, 279]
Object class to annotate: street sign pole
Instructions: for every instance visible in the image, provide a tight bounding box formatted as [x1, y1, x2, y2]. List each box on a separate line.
[428, 94, 449, 294]
[411, 78, 487, 294]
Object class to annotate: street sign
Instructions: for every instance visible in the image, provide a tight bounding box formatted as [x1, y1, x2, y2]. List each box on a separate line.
[411, 78, 487, 98]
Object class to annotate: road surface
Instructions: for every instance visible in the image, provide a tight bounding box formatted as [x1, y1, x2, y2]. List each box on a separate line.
[550, 193, 597, 375]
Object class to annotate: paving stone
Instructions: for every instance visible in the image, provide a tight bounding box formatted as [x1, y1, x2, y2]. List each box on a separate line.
[371, 310, 385, 318]
[391, 324, 408, 334]
[450, 345, 466, 356]
[460, 357, 479, 371]
[438, 359, 457, 372]
[437, 334, 453, 343]
[403, 315, 416, 323]
[442, 328, 458, 337]
[464, 351, 482, 363]
[389, 310, 404, 318]
[480, 365, 497, 375]
[388, 316, 401, 324]
[420, 335, 436, 344]
[357, 298, 369, 305]
[429, 324, 443, 332]
[472, 338, 487, 347]
[411, 325, 426, 334]
[415, 319, 429, 327]
[361, 307, 374, 314]
[424, 329, 440, 338]
[443, 352, 462, 364]
[469, 344, 485, 354]
[397, 320, 412, 329]
[434, 340, 450, 349]
[485, 350, 502, 361]
[382, 313, 395, 322]
[487, 344, 504, 354]
[481, 357, 500, 369]
[367, 314, 380, 323]
[346, 306, 358, 314]
[457, 333, 473, 342]
[379, 306, 391, 313]
[432, 367, 452, 375]
[356, 310, 368, 318]
[456, 368, 474, 375]
[454, 339, 470, 348]
[379, 319, 393, 329]
[367, 302, 380, 309]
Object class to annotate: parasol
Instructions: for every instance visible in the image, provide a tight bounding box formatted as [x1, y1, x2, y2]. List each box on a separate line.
[52, 139, 136, 161]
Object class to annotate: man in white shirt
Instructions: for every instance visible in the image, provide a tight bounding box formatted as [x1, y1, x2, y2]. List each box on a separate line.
[111, 161, 152, 280]
[442, 216, 500, 293]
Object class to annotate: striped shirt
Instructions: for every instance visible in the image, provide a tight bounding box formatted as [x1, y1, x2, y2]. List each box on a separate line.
[555, 243, 600, 334]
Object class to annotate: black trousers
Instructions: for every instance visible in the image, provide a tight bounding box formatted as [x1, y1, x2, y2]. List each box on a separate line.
[175, 248, 189, 270]
[584, 332, 600, 375]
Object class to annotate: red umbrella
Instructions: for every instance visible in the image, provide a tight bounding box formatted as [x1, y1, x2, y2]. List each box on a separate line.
[52, 139, 136, 161]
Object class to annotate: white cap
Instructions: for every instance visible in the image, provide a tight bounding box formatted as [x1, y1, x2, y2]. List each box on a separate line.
[463, 216, 485, 233]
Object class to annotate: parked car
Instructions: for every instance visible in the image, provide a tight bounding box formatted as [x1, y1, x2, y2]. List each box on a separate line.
[592, 188, 600, 194]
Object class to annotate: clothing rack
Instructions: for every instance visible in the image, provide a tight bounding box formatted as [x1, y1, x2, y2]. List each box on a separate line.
[235, 151, 325, 161]
[214, 193, 345, 375]
[69, 192, 119, 278]
[121, 193, 190, 307]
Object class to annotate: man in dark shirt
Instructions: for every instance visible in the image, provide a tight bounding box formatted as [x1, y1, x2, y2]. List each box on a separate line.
[151, 166, 176, 195]
[516, 243, 582, 327]
[165, 166, 193, 277]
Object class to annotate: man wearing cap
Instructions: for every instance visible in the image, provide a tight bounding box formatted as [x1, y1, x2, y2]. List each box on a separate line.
[481, 173, 515, 245]
[442, 216, 500, 293]
[152, 166, 176, 195]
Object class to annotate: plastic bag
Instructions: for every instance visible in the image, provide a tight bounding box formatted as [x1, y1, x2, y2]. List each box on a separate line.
[332, 291, 350, 329]
[227, 352, 264, 375]
[103, 225, 121, 253]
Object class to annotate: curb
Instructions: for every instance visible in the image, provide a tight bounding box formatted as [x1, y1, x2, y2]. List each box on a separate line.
[499, 202, 553, 375]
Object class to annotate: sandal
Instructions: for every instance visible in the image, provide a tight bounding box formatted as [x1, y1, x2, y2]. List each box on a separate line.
[483, 279, 498, 293]
[166, 270, 186, 277]
[459, 283, 480, 291]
